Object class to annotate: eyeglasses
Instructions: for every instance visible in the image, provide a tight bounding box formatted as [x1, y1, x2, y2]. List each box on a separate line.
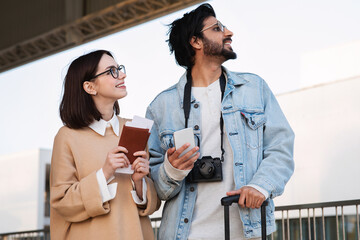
[200, 20, 226, 33]
[91, 65, 126, 81]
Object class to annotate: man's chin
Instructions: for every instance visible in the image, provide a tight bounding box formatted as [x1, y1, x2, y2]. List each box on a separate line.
[223, 50, 237, 60]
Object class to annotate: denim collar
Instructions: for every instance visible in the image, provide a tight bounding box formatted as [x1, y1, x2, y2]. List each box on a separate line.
[176, 66, 249, 107]
[222, 67, 249, 86]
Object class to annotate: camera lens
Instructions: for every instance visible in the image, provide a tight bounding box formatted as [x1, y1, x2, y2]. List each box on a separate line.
[199, 161, 215, 179]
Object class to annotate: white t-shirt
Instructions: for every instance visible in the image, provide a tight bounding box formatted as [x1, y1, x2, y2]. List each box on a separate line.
[188, 80, 245, 240]
[162, 80, 265, 240]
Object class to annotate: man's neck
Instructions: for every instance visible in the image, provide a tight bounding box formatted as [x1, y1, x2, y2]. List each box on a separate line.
[191, 61, 223, 87]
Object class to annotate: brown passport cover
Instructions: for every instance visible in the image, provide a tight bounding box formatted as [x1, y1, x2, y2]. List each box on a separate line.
[118, 125, 150, 164]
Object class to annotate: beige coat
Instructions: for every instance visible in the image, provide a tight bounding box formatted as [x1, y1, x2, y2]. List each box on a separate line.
[50, 117, 160, 240]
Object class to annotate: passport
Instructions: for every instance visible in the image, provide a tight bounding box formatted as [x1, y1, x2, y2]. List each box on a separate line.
[118, 125, 151, 164]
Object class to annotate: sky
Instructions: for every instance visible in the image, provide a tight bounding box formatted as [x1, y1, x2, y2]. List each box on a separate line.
[0, 0, 359, 156]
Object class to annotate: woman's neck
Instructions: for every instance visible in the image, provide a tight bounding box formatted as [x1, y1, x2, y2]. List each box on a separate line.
[101, 110, 114, 121]
[94, 99, 115, 121]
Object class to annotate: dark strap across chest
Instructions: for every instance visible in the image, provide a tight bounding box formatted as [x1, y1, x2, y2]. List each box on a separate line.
[183, 69, 226, 161]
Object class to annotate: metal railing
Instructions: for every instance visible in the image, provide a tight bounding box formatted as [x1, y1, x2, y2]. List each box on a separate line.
[151, 199, 360, 240]
[272, 199, 360, 240]
[0, 229, 50, 240]
[1, 199, 359, 240]
[151, 217, 162, 239]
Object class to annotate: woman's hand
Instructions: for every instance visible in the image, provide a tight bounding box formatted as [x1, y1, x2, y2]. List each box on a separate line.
[131, 151, 149, 200]
[131, 151, 149, 182]
[102, 146, 130, 181]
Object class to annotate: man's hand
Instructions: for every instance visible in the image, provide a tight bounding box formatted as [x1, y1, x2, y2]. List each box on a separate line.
[226, 186, 265, 209]
[167, 144, 199, 170]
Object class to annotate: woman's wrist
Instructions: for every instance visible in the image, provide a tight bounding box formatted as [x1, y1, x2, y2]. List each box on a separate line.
[131, 176, 143, 200]
[102, 167, 112, 181]
[131, 175, 142, 188]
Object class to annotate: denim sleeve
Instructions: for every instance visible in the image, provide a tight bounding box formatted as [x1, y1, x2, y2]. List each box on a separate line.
[145, 106, 184, 200]
[248, 79, 295, 198]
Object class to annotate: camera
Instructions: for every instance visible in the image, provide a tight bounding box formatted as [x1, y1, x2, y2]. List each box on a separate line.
[186, 156, 223, 183]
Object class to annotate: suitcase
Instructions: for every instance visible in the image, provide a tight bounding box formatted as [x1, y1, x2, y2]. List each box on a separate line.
[221, 195, 268, 240]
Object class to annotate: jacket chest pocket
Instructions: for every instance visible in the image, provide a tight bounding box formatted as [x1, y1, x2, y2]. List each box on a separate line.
[160, 130, 175, 151]
[241, 112, 266, 149]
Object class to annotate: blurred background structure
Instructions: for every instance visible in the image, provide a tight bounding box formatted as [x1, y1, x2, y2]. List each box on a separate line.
[0, 0, 359, 239]
[0, 0, 204, 73]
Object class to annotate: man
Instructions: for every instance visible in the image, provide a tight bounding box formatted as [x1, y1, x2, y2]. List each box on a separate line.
[145, 3, 294, 239]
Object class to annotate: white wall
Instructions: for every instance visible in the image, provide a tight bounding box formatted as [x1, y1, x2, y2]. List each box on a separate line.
[275, 76, 360, 206]
[274, 41, 360, 206]
[300, 40, 360, 88]
[0, 149, 51, 233]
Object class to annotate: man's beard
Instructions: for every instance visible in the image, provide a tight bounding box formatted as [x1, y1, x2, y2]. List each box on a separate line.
[203, 36, 237, 60]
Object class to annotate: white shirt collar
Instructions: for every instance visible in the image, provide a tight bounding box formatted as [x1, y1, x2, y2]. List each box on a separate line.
[89, 113, 120, 136]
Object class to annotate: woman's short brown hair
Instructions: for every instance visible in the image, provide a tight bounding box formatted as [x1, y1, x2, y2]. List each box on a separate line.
[59, 50, 120, 129]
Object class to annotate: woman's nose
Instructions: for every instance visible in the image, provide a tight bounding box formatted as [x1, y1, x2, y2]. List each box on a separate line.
[118, 72, 126, 79]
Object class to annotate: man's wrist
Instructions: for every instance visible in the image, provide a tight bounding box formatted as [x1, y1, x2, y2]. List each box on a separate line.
[247, 184, 269, 199]
[164, 153, 191, 181]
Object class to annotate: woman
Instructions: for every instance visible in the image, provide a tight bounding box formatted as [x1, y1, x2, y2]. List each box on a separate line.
[50, 50, 160, 240]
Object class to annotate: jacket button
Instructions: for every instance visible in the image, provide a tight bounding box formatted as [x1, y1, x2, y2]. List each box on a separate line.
[190, 187, 195, 192]
[184, 218, 189, 223]
[194, 103, 199, 108]
[194, 125, 199, 130]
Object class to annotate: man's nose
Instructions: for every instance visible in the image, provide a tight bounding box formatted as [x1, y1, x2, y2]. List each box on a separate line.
[224, 27, 233, 37]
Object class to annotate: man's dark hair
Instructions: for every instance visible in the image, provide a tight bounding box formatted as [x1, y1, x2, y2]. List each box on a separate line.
[59, 50, 120, 129]
[167, 3, 216, 69]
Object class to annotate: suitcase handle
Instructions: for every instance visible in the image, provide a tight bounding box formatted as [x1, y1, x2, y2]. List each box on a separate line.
[221, 195, 268, 240]
[221, 195, 268, 207]
[221, 195, 240, 206]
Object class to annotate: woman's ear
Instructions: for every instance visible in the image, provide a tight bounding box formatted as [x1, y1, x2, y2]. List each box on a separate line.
[190, 36, 202, 50]
[83, 81, 97, 96]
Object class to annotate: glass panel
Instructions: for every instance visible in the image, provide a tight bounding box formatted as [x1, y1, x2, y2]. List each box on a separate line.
[44, 164, 50, 217]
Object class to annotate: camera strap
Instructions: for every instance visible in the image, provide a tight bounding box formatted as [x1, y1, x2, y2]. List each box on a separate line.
[183, 68, 226, 162]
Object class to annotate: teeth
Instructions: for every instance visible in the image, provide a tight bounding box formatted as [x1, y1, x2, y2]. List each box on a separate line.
[116, 84, 124, 88]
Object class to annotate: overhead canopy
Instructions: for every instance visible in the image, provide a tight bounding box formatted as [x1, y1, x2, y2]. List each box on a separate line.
[0, 0, 205, 73]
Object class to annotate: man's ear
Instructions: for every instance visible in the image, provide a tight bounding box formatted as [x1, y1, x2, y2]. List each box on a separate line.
[83, 81, 97, 96]
[190, 36, 202, 50]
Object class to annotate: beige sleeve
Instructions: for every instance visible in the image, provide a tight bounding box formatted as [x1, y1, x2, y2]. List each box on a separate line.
[138, 176, 161, 216]
[50, 129, 110, 222]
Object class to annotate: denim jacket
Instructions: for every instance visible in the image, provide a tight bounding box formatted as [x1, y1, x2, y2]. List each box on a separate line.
[145, 68, 295, 239]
